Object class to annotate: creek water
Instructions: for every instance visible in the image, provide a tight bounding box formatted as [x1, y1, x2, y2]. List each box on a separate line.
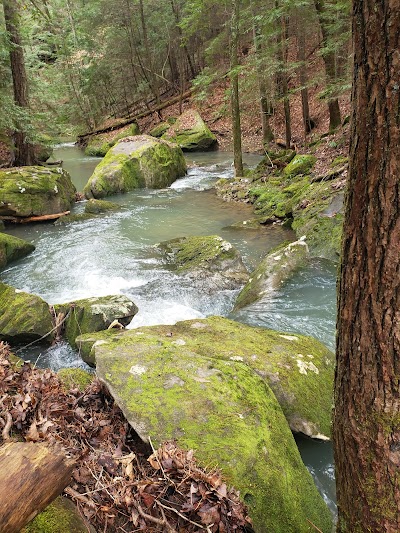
[1, 142, 337, 515]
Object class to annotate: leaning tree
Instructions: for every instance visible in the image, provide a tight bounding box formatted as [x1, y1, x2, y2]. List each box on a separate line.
[334, 0, 400, 531]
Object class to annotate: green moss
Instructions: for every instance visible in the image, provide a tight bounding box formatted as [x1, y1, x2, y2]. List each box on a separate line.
[0, 282, 54, 343]
[0, 166, 76, 217]
[0, 232, 35, 270]
[84, 124, 140, 157]
[58, 367, 93, 391]
[283, 155, 317, 178]
[149, 122, 170, 138]
[54, 213, 96, 225]
[162, 109, 217, 151]
[83, 136, 186, 198]
[22, 497, 89, 533]
[331, 156, 348, 168]
[84, 198, 120, 214]
[94, 329, 332, 532]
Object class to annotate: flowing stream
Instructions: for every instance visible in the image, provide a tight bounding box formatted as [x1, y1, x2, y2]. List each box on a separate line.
[1, 142, 337, 514]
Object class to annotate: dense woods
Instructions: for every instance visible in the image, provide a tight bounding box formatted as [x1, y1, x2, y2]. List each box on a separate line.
[0, 0, 351, 158]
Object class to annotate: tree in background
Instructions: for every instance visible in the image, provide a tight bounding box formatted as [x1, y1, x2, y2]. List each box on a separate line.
[334, 0, 400, 530]
[2, 0, 35, 165]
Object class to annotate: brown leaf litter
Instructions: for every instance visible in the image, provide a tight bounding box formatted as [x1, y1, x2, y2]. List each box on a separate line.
[0, 342, 253, 532]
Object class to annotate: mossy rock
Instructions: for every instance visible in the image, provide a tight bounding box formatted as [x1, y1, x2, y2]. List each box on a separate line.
[84, 124, 140, 157]
[156, 235, 249, 290]
[292, 180, 344, 260]
[58, 367, 93, 391]
[83, 135, 187, 198]
[283, 155, 317, 178]
[0, 282, 54, 344]
[234, 239, 309, 310]
[79, 315, 334, 440]
[22, 496, 91, 533]
[0, 232, 35, 270]
[162, 109, 217, 151]
[149, 121, 170, 138]
[34, 134, 54, 162]
[84, 198, 120, 214]
[54, 294, 138, 349]
[0, 166, 76, 218]
[91, 321, 332, 532]
[54, 213, 96, 225]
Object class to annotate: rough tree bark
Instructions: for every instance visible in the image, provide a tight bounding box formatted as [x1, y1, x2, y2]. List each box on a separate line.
[296, 15, 312, 135]
[0, 442, 75, 532]
[229, 0, 243, 177]
[334, 0, 400, 531]
[3, 0, 35, 166]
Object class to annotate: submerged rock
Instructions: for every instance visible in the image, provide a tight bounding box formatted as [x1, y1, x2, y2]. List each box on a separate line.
[0, 232, 35, 270]
[163, 109, 217, 151]
[78, 316, 334, 439]
[0, 282, 54, 344]
[84, 123, 140, 157]
[84, 198, 120, 214]
[83, 135, 187, 198]
[234, 238, 309, 310]
[55, 294, 138, 348]
[0, 166, 76, 218]
[156, 235, 249, 290]
[89, 321, 332, 532]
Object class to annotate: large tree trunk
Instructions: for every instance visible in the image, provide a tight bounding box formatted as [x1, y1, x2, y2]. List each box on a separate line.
[3, 0, 35, 167]
[0, 442, 75, 532]
[229, 0, 243, 177]
[334, 0, 400, 531]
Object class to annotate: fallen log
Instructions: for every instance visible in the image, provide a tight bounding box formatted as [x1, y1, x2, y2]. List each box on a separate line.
[0, 442, 75, 533]
[77, 89, 193, 142]
[0, 211, 70, 223]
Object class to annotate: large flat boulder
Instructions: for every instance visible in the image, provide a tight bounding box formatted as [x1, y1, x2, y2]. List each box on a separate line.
[55, 295, 138, 348]
[84, 123, 140, 157]
[0, 167, 76, 218]
[83, 135, 187, 198]
[0, 282, 54, 344]
[163, 109, 217, 151]
[91, 324, 332, 532]
[234, 238, 309, 310]
[156, 235, 249, 291]
[0, 233, 35, 270]
[78, 316, 334, 438]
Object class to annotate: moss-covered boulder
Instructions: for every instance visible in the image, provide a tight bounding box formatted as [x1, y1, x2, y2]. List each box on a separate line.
[78, 316, 334, 439]
[149, 121, 170, 138]
[83, 135, 187, 198]
[84, 198, 120, 214]
[156, 235, 249, 290]
[234, 238, 309, 310]
[58, 367, 93, 391]
[84, 123, 140, 157]
[54, 294, 138, 348]
[0, 282, 54, 343]
[163, 109, 217, 151]
[34, 134, 54, 162]
[0, 232, 35, 269]
[283, 154, 316, 177]
[22, 496, 91, 533]
[89, 321, 332, 532]
[0, 166, 76, 218]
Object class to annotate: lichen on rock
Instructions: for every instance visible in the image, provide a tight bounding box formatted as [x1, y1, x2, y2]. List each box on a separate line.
[0, 166, 76, 218]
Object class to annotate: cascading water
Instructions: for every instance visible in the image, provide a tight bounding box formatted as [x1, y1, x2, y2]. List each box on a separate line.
[0, 143, 337, 514]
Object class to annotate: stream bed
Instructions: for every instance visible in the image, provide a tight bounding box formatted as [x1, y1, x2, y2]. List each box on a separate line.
[1, 142, 337, 514]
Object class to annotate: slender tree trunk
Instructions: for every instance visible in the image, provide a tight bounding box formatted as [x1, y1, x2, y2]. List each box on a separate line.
[314, 0, 341, 131]
[230, 0, 243, 177]
[296, 18, 312, 135]
[170, 0, 196, 79]
[139, 0, 160, 106]
[250, 3, 274, 146]
[334, 1, 400, 531]
[3, 0, 35, 166]
[277, 15, 291, 148]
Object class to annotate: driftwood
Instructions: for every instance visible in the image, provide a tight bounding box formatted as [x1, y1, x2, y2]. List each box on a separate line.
[0, 442, 75, 533]
[0, 211, 70, 223]
[77, 89, 193, 142]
